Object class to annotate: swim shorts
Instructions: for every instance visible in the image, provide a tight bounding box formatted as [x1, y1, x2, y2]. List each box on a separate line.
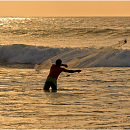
[46, 77, 57, 86]
[44, 77, 57, 90]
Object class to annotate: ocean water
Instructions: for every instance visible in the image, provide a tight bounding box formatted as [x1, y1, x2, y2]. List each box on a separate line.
[0, 67, 130, 129]
[0, 17, 130, 129]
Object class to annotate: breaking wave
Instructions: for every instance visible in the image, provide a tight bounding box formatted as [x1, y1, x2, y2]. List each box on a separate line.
[0, 43, 130, 68]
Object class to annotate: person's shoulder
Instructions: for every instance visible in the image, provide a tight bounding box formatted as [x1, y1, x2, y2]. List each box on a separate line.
[50, 64, 55, 68]
[51, 64, 56, 67]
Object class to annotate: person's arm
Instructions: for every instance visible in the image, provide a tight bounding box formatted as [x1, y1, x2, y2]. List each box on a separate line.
[63, 68, 81, 73]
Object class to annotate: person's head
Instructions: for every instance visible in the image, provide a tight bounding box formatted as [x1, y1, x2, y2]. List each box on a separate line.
[56, 59, 62, 66]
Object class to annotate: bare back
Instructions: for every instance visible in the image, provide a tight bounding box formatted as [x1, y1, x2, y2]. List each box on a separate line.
[48, 64, 65, 79]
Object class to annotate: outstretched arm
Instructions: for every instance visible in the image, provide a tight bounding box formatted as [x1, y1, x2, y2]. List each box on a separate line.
[63, 69, 81, 73]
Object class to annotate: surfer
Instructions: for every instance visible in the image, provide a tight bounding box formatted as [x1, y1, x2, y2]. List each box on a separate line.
[44, 59, 81, 91]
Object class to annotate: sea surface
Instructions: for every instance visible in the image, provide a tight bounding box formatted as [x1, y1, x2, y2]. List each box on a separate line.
[0, 17, 130, 129]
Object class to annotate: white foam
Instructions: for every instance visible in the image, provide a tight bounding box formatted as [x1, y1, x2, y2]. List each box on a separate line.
[0, 41, 130, 68]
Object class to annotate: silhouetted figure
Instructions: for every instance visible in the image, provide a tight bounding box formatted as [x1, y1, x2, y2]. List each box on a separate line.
[44, 59, 81, 91]
[124, 39, 127, 43]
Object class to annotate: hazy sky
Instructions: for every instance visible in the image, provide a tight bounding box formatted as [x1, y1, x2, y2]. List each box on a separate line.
[0, 1, 130, 16]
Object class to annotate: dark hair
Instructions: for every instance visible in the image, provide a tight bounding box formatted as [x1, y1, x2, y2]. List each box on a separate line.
[56, 59, 62, 66]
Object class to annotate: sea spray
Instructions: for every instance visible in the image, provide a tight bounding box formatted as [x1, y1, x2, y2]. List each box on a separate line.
[0, 44, 70, 64]
[0, 40, 129, 68]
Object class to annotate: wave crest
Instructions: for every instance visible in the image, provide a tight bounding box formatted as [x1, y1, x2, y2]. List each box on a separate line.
[1, 43, 129, 68]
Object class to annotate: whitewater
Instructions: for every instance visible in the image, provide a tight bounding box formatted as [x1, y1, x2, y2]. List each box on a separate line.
[0, 40, 130, 68]
[0, 17, 130, 129]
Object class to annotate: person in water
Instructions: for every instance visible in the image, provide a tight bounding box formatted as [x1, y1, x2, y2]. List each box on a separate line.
[44, 59, 81, 91]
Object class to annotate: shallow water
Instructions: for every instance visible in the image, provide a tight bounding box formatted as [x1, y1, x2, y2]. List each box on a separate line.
[0, 67, 130, 129]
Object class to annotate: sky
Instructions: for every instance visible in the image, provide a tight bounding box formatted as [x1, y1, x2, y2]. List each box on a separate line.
[0, 1, 130, 17]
